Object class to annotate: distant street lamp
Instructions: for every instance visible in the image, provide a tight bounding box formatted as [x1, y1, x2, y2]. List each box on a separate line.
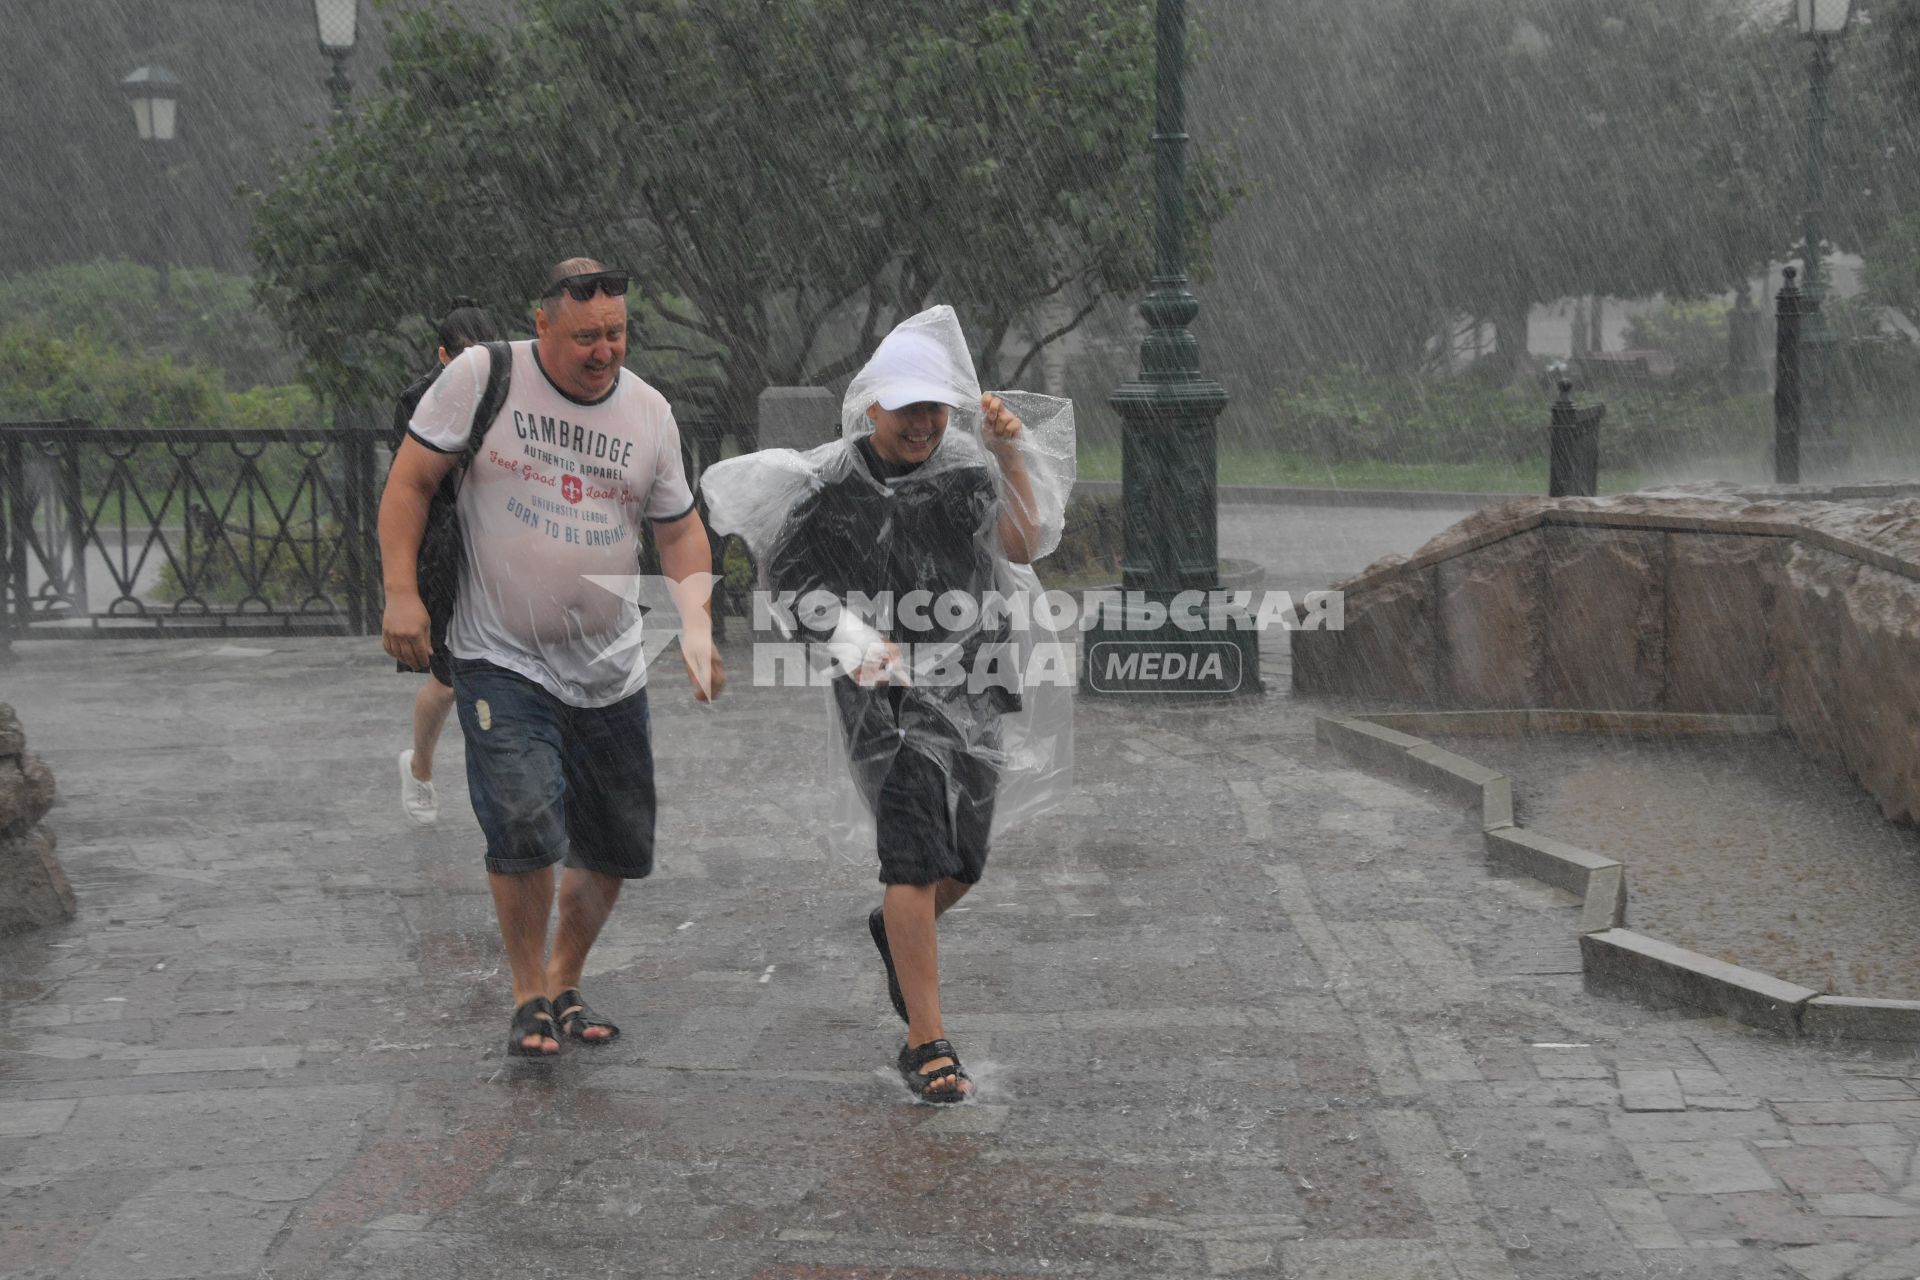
[1791, 0, 1854, 476]
[313, 0, 359, 120]
[119, 65, 184, 329]
[1796, 0, 1853, 298]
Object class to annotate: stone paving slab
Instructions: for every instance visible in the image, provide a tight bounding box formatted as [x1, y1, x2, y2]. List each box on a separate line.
[3, 637, 1920, 1278]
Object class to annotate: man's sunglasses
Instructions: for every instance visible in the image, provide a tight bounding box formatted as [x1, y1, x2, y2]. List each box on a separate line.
[540, 270, 630, 302]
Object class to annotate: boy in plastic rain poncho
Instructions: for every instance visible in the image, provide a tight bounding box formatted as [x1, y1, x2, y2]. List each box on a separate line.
[702, 306, 1074, 1102]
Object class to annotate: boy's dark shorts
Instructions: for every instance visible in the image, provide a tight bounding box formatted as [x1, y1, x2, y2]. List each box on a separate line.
[872, 745, 999, 886]
[451, 656, 656, 878]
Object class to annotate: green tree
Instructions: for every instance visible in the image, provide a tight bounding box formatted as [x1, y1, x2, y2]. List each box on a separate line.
[248, 0, 1233, 429]
[1196, 0, 1875, 382]
[1863, 0, 1920, 327]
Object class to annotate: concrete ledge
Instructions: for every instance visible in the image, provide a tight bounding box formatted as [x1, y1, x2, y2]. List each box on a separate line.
[1403, 744, 1506, 809]
[1314, 717, 1428, 772]
[1802, 996, 1920, 1043]
[1582, 929, 1816, 1034]
[1485, 827, 1620, 899]
[1581, 863, 1628, 934]
[1363, 710, 1533, 736]
[1481, 774, 1514, 831]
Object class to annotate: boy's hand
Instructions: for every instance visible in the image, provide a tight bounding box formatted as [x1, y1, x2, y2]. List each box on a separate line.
[981, 394, 1024, 456]
[854, 640, 909, 688]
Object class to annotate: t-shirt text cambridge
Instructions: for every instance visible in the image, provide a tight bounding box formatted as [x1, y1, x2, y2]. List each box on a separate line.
[408, 340, 695, 707]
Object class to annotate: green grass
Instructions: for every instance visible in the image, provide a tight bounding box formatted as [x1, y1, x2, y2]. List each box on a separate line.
[1074, 446, 1666, 494]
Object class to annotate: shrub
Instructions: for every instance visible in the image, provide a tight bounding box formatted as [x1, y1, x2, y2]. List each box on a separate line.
[0, 259, 303, 389]
[1245, 364, 1776, 474]
[1623, 298, 1733, 372]
[0, 327, 222, 428]
[1257, 366, 1542, 466]
[152, 517, 349, 608]
[1034, 493, 1122, 580]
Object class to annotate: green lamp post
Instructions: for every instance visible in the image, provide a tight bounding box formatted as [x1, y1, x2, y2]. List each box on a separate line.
[1083, 0, 1258, 697]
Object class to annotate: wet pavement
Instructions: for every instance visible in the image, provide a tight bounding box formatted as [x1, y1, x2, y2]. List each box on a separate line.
[5, 501, 1920, 1279]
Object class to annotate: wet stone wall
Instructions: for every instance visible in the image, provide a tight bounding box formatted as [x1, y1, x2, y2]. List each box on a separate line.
[1293, 484, 1920, 825]
[0, 703, 74, 933]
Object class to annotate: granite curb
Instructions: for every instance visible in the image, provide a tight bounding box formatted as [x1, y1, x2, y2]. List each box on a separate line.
[1316, 709, 1920, 1043]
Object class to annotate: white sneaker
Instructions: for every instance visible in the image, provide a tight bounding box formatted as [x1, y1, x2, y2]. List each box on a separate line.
[399, 749, 438, 826]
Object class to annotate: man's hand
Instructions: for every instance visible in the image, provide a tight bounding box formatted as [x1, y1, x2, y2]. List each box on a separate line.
[680, 633, 727, 703]
[382, 591, 432, 672]
[981, 393, 1024, 456]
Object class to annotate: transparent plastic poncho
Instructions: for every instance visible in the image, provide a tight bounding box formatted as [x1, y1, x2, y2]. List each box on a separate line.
[701, 306, 1076, 867]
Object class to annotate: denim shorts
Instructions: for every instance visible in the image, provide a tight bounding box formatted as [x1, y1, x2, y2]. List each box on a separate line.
[451, 656, 657, 878]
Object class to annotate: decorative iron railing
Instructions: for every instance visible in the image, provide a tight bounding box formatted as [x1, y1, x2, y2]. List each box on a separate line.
[0, 416, 752, 646]
[0, 421, 383, 639]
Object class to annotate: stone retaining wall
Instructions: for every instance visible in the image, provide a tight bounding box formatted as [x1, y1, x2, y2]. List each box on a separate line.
[0, 703, 74, 933]
[1293, 482, 1920, 823]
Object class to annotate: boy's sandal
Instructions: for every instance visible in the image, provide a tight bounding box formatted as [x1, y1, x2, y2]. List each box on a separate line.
[898, 1038, 973, 1104]
[553, 988, 621, 1044]
[867, 907, 909, 1024]
[506, 995, 559, 1058]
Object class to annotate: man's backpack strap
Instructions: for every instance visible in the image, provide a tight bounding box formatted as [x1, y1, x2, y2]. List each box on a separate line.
[463, 340, 514, 463]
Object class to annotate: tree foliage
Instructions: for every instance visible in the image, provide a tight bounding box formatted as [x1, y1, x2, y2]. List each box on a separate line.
[249, 0, 1235, 425]
[1197, 0, 1898, 378]
[0, 260, 303, 389]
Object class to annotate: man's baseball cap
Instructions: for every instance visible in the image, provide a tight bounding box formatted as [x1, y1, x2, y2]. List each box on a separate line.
[867, 328, 969, 411]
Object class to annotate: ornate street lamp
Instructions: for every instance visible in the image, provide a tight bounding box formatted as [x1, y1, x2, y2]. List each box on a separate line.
[1082, 0, 1257, 697]
[313, 0, 359, 119]
[119, 65, 183, 323]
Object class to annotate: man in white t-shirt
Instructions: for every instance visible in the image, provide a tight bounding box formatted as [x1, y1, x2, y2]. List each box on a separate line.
[379, 256, 725, 1060]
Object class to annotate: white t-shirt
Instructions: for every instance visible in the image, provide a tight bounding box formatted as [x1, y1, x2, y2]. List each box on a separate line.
[408, 340, 696, 707]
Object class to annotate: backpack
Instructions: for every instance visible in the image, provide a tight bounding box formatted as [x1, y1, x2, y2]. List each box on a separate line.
[414, 340, 513, 625]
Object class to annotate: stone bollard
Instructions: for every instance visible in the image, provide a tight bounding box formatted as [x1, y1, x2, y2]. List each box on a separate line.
[1774, 267, 1808, 484]
[1548, 379, 1605, 498]
[0, 704, 76, 934]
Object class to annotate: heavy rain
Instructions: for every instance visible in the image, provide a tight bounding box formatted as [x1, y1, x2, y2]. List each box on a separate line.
[4, 0, 1920, 1276]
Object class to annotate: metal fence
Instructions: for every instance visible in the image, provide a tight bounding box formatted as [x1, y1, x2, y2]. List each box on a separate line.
[1, 420, 383, 639]
[1, 416, 751, 646]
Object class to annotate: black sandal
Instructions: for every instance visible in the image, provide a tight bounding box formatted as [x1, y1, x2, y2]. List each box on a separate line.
[506, 996, 559, 1058]
[553, 988, 621, 1044]
[868, 907, 909, 1024]
[898, 1038, 973, 1104]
